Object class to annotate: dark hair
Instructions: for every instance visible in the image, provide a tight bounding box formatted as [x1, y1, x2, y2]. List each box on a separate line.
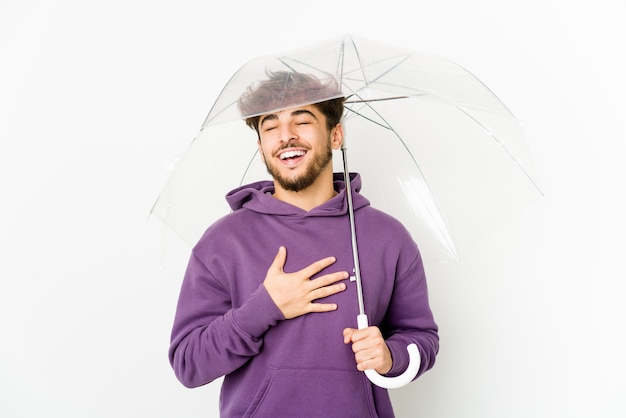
[238, 71, 345, 133]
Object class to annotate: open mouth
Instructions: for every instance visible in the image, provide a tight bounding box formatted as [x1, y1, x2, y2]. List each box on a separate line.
[279, 149, 306, 160]
[278, 149, 307, 164]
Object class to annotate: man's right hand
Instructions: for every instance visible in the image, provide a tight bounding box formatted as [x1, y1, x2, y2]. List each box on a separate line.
[263, 246, 348, 319]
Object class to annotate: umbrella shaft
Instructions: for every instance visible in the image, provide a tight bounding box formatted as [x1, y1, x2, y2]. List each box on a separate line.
[341, 147, 366, 317]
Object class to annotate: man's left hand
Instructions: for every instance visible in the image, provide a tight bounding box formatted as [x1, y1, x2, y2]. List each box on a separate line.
[343, 326, 392, 374]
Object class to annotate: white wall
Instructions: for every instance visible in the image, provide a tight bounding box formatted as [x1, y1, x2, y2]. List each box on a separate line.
[1, 1, 624, 417]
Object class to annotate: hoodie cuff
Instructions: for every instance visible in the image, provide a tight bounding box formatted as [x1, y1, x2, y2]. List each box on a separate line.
[385, 338, 415, 377]
[231, 284, 285, 339]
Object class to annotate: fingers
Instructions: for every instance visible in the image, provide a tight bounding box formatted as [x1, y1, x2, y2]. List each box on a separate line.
[272, 245, 348, 289]
[343, 327, 356, 344]
[343, 327, 372, 345]
[301, 255, 340, 279]
[343, 327, 392, 374]
[306, 301, 339, 313]
[271, 246, 343, 284]
[310, 280, 347, 300]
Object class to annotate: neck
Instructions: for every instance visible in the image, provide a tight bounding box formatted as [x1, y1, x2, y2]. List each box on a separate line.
[272, 167, 337, 211]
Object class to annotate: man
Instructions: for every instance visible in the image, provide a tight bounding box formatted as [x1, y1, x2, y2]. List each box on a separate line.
[169, 71, 439, 417]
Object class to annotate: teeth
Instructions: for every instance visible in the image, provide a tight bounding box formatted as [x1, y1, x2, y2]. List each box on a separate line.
[279, 150, 306, 160]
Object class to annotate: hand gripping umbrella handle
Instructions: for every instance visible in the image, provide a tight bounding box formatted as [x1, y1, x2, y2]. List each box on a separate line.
[357, 314, 421, 389]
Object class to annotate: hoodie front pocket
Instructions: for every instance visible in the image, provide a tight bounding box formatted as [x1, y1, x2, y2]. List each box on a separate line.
[243, 367, 378, 418]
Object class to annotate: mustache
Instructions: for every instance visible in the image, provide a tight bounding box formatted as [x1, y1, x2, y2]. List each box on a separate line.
[277, 142, 310, 151]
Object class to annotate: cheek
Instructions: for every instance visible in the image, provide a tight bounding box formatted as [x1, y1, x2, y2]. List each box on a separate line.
[256, 143, 265, 163]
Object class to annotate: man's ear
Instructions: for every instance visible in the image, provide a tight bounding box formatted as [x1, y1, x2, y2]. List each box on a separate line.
[331, 123, 344, 150]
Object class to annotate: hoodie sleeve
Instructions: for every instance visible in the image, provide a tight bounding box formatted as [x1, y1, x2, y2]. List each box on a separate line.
[169, 252, 284, 388]
[381, 248, 439, 379]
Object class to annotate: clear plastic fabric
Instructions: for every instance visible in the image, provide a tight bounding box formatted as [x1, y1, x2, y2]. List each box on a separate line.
[151, 34, 542, 264]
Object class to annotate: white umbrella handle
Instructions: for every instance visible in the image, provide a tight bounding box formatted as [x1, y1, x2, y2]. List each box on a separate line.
[357, 314, 421, 389]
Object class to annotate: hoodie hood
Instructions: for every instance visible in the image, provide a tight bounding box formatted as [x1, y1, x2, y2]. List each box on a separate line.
[225, 172, 370, 217]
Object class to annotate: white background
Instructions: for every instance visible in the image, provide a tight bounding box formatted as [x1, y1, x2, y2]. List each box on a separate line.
[1, 1, 624, 417]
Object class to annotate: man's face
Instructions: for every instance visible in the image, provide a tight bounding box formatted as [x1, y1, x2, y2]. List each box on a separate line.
[257, 105, 341, 192]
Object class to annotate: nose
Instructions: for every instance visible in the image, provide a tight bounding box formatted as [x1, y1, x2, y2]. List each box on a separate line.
[279, 123, 298, 144]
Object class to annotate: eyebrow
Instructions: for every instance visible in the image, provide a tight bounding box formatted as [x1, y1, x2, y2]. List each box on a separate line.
[259, 109, 318, 129]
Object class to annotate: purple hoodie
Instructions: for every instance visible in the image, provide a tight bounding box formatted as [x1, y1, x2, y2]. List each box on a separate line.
[169, 173, 439, 417]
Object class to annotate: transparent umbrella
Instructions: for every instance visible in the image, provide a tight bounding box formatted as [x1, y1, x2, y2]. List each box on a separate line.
[151, 34, 542, 388]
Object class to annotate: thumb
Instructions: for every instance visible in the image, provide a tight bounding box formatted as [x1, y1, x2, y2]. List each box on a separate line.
[270, 246, 287, 273]
[343, 327, 356, 344]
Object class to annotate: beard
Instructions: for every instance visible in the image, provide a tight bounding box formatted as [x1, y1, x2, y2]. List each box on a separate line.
[264, 139, 333, 192]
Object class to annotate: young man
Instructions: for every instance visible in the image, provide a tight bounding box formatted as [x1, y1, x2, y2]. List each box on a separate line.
[169, 72, 439, 417]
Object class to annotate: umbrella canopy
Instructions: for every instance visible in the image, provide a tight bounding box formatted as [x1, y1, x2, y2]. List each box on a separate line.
[151, 33, 542, 265]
